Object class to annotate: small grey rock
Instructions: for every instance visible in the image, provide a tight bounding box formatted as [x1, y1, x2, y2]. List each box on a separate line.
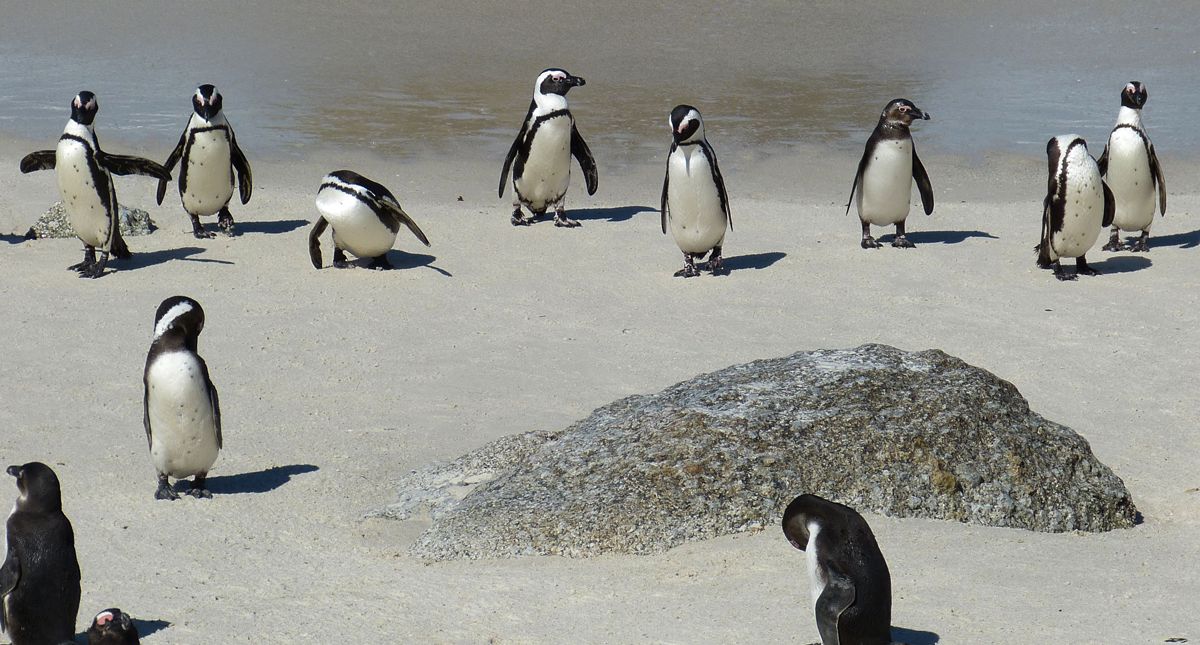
[25, 201, 155, 239]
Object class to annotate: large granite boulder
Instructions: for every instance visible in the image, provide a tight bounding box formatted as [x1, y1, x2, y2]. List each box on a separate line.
[25, 201, 154, 239]
[378, 344, 1137, 560]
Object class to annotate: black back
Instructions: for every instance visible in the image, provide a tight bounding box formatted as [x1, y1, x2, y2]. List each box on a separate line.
[87, 608, 141, 645]
[782, 494, 891, 645]
[2, 462, 81, 644]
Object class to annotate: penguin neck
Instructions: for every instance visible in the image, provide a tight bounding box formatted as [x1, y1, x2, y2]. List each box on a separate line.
[153, 330, 199, 354]
[193, 111, 228, 128]
[533, 92, 568, 116]
[64, 119, 95, 142]
[1115, 106, 1142, 128]
[876, 121, 911, 140]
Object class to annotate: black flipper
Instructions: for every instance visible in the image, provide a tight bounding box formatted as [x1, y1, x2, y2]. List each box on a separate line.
[1036, 196, 1054, 268]
[0, 547, 19, 630]
[571, 122, 599, 196]
[499, 101, 534, 198]
[157, 129, 186, 205]
[660, 143, 674, 234]
[1148, 141, 1166, 216]
[912, 146, 934, 215]
[815, 569, 856, 645]
[230, 129, 253, 205]
[309, 216, 329, 269]
[19, 150, 56, 173]
[96, 151, 171, 181]
[1096, 144, 1109, 177]
[701, 141, 732, 230]
[143, 369, 153, 450]
[845, 143, 871, 215]
[201, 359, 222, 449]
[382, 201, 430, 247]
[1101, 181, 1115, 228]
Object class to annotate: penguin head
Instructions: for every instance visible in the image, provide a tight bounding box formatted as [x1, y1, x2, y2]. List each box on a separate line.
[880, 98, 929, 127]
[88, 608, 140, 644]
[781, 494, 819, 551]
[7, 461, 63, 514]
[153, 295, 206, 344]
[1120, 81, 1147, 109]
[535, 68, 586, 100]
[669, 105, 705, 144]
[193, 84, 224, 121]
[71, 91, 99, 126]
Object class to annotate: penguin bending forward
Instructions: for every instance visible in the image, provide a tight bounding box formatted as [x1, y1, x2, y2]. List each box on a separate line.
[143, 296, 222, 500]
[1097, 81, 1166, 252]
[310, 170, 430, 270]
[782, 494, 891, 645]
[87, 607, 141, 645]
[1037, 135, 1115, 280]
[157, 84, 253, 238]
[1, 462, 81, 645]
[499, 68, 598, 227]
[19, 91, 171, 278]
[660, 105, 731, 277]
[846, 99, 933, 248]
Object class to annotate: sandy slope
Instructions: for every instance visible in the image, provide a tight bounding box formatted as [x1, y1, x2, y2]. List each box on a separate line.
[0, 142, 1197, 643]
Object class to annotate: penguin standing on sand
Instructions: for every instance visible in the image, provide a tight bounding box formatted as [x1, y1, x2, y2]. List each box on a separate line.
[782, 494, 891, 645]
[143, 296, 222, 500]
[660, 105, 731, 277]
[87, 608, 141, 644]
[1, 462, 81, 645]
[1098, 81, 1166, 252]
[1037, 135, 1115, 280]
[19, 91, 171, 278]
[157, 84, 253, 238]
[499, 68, 598, 227]
[310, 170, 430, 270]
[846, 99, 934, 248]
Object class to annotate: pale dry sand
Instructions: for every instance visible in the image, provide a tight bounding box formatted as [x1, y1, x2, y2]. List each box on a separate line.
[1, 136, 1198, 643]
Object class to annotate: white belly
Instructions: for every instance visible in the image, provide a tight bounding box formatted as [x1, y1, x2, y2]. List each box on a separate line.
[56, 141, 112, 247]
[667, 147, 727, 254]
[806, 521, 826, 613]
[1105, 131, 1156, 232]
[1051, 165, 1106, 258]
[315, 190, 397, 258]
[515, 116, 572, 212]
[857, 139, 913, 226]
[146, 352, 220, 478]
[182, 130, 235, 216]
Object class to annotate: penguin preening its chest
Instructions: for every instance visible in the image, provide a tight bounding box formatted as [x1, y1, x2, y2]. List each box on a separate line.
[310, 170, 430, 270]
[19, 91, 171, 278]
[1037, 135, 1115, 281]
[1, 462, 81, 645]
[846, 99, 933, 249]
[157, 84, 253, 238]
[143, 296, 222, 500]
[499, 68, 598, 228]
[1097, 81, 1166, 253]
[782, 494, 892, 645]
[87, 607, 141, 645]
[660, 104, 731, 277]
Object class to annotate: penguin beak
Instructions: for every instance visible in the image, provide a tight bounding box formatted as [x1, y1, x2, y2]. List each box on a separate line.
[566, 75, 586, 87]
[914, 109, 930, 120]
[6, 465, 19, 477]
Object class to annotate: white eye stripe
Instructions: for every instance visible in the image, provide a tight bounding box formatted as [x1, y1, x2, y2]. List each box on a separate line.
[154, 301, 194, 339]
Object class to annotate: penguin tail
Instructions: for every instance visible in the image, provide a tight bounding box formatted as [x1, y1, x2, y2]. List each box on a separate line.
[112, 231, 132, 259]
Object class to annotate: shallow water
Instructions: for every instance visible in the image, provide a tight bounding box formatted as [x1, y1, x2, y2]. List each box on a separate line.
[2, 1, 1198, 164]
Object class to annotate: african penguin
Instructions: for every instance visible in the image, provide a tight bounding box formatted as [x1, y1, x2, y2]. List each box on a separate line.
[87, 607, 141, 645]
[660, 105, 732, 277]
[499, 68, 598, 227]
[1098, 81, 1166, 253]
[143, 296, 222, 500]
[846, 99, 934, 248]
[1037, 135, 1115, 280]
[310, 170, 430, 270]
[782, 494, 891, 645]
[2, 462, 81, 645]
[157, 84, 253, 238]
[19, 91, 171, 278]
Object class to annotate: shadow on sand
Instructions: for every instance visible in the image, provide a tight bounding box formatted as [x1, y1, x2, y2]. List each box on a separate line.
[1148, 228, 1200, 249]
[232, 219, 311, 235]
[892, 626, 941, 644]
[722, 251, 787, 271]
[122, 247, 234, 271]
[205, 464, 319, 495]
[879, 230, 997, 245]
[570, 205, 656, 222]
[1089, 255, 1152, 275]
[386, 250, 451, 276]
[1, 233, 27, 245]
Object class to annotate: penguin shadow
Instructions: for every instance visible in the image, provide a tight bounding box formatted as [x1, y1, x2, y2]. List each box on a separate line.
[385, 249, 452, 276]
[891, 626, 941, 644]
[123, 246, 234, 271]
[204, 464, 319, 495]
[569, 205, 656, 222]
[233, 219, 310, 235]
[879, 230, 997, 245]
[1, 233, 27, 245]
[71, 619, 171, 644]
[1089, 255, 1152, 274]
[1149, 228, 1200, 249]
[720, 251, 787, 272]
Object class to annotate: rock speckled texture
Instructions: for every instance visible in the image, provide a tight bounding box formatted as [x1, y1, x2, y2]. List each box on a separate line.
[379, 344, 1138, 560]
[25, 201, 154, 239]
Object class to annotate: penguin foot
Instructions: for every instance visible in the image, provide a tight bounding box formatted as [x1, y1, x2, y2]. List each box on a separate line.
[155, 477, 180, 501]
[1051, 261, 1076, 281]
[1130, 236, 1150, 252]
[218, 210, 238, 237]
[1077, 266, 1101, 276]
[860, 236, 882, 249]
[193, 228, 217, 239]
[707, 255, 728, 275]
[553, 213, 581, 228]
[673, 265, 700, 278]
[332, 249, 351, 269]
[891, 235, 915, 249]
[67, 259, 95, 273]
[1101, 237, 1125, 252]
[186, 486, 213, 499]
[368, 255, 393, 271]
[510, 215, 532, 226]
